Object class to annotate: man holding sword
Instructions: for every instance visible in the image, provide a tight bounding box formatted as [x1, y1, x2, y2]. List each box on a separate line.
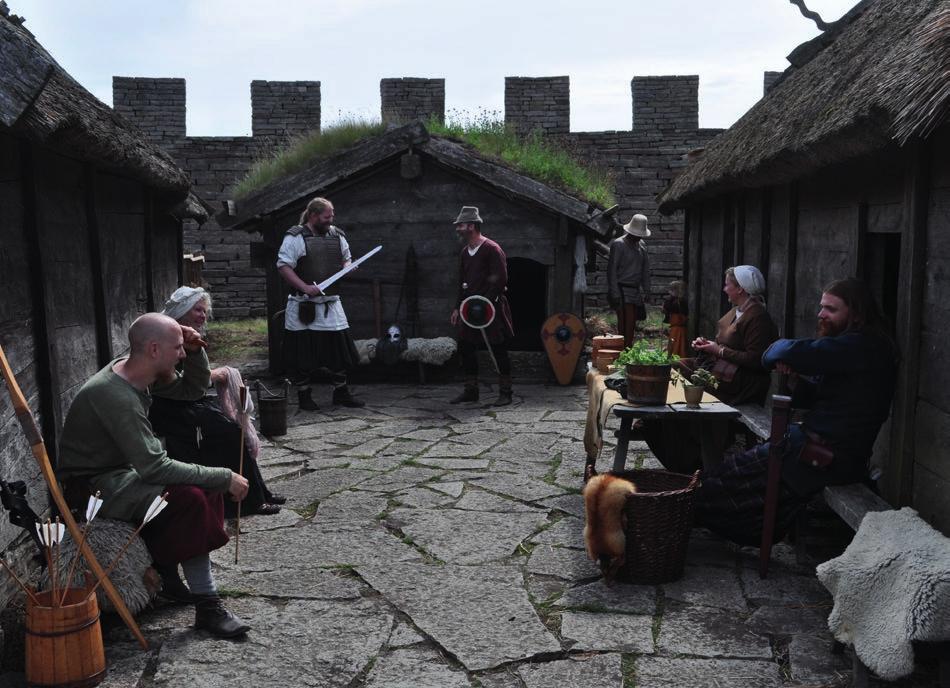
[277, 197, 364, 410]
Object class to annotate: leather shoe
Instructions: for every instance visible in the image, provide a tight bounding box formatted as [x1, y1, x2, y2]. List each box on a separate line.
[194, 595, 250, 638]
[254, 503, 281, 515]
[266, 493, 287, 505]
[297, 389, 319, 411]
[332, 386, 365, 408]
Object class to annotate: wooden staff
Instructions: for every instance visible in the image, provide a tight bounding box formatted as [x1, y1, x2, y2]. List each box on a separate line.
[0, 344, 148, 649]
[234, 386, 247, 564]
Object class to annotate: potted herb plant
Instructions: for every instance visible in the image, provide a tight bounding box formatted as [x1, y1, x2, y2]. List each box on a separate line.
[671, 367, 720, 408]
[616, 340, 680, 405]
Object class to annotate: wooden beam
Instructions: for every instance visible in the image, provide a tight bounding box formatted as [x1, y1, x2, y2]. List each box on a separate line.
[759, 188, 772, 300]
[83, 164, 111, 367]
[886, 141, 930, 507]
[144, 189, 155, 312]
[855, 200, 868, 279]
[689, 204, 702, 339]
[720, 199, 733, 314]
[735, 193, 746, 265]
[783, 183, 799, 337]
[19, 140, 58, 464]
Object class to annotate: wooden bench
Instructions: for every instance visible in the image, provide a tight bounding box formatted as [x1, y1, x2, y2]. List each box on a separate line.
[735, 402, 949, 687]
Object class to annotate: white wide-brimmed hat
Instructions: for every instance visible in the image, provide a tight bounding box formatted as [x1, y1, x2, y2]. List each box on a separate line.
[623, 214, 650, 238]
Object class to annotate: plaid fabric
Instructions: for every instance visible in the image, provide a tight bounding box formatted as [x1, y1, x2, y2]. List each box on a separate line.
[695, 443, 806, 547]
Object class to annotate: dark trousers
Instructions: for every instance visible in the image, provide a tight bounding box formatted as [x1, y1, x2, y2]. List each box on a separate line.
[459, 338, 511, 377]
[616, 304, 640, 349]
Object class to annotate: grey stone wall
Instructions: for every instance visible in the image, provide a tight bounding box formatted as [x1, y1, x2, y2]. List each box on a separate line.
[631, 76, 699, 132]
[251, 80, 321, 141]
[380, 78, 445, 124]
[504, 76, 570, 135]
[108, 73, 788, 318]
[112, 77, 186, 145]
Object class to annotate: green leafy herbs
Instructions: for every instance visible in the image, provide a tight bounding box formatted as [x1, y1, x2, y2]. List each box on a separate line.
[671, 366, 720, 389]
[615, 340, 679, 366]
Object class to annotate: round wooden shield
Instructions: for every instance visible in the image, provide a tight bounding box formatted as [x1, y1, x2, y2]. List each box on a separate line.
[540, 312, 586, 385]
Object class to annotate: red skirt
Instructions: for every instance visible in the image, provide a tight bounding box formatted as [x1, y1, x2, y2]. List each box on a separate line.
[140, 485, 229, 565]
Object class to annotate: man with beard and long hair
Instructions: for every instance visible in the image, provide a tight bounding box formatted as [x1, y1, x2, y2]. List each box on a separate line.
[694, 278, 898, 547]
[277, 197, 364, 410]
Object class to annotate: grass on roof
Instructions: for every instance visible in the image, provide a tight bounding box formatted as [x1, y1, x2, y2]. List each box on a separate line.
[426, 112, 616, 207]
[232, 111, 616, 208]
[232, 117, 387, 198]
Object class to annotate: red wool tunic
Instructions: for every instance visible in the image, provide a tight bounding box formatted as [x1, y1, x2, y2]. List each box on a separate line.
[456, 237, 515, 344]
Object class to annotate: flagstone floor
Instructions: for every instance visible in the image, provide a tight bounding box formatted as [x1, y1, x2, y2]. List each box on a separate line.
[2, 383, 943, 687]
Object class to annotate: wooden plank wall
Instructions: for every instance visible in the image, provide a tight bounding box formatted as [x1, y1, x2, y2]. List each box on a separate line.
[32, 149, 101, 434]
[697, 201, 724, 338]
[914, 126, 950, 534]
[0, 133, 45, 556]
[152, 212, 182, 315]
[96, 174, 148, 357]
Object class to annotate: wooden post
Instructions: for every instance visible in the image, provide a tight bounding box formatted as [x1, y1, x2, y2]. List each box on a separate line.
[886, 142, 930, 507]
[783, 183, 799, 338]
[83, 164, 112, 368]
[759, 394, 792, 578]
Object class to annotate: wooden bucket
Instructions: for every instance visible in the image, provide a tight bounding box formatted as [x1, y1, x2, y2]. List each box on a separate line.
[625, 364, 671, 405]
[592, 335, 624, 358]
[26, 585, 106, 688]
[256, 380, 289, 437]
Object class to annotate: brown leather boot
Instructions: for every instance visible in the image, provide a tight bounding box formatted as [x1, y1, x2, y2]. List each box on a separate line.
[450, 378, 479, 404]
[194, 595, 250, 638]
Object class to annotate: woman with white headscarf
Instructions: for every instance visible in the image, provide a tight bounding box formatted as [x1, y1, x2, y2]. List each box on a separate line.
[149, 287, 285, 517]
[685, 265, 779, 405]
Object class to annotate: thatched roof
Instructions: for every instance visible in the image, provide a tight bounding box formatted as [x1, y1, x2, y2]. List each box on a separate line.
[658, 0, 949, 213]
[220, 121, 618, 238]
[0, 8, 189, 193]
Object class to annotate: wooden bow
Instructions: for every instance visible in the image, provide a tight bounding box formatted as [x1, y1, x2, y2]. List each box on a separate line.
[0, 344, 148, 649]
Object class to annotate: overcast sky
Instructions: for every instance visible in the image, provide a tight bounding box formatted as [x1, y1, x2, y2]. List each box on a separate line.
[14, 0, 857, 136]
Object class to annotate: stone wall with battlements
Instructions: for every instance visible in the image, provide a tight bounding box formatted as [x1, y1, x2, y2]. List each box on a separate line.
[108, 73, 771, 317]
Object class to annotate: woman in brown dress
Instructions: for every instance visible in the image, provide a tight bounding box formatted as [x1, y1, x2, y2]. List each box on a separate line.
[684, 265, 778, 405]
[644, 266, 778, 472]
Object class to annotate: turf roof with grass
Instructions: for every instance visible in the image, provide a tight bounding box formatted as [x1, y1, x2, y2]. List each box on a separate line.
[232, 115, 615, 208]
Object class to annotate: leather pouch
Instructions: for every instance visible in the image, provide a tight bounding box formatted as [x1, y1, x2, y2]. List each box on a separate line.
[799, 432, 834, 469]
[710, 357, 738, 383]
[298, 300, 316, 325]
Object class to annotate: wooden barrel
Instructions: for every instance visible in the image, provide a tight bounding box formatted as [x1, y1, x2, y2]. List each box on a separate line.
[592, 335, 625, 358]
[625, 364, 671, 405]
[26, 587, 106, 688]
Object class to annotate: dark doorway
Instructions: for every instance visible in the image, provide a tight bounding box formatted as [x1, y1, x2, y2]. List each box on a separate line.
[863, 232, 900, 335]
[506, 257, 548, 351]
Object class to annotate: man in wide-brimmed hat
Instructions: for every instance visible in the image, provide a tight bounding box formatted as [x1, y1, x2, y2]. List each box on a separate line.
[607, 213, 652, 348]
[448, 205, 516, 406]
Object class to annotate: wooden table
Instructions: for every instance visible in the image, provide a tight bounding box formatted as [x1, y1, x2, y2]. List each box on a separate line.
[610, 394, 742, 472]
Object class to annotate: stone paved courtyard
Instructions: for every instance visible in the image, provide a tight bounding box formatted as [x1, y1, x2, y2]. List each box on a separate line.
[4, 383, 943, 687]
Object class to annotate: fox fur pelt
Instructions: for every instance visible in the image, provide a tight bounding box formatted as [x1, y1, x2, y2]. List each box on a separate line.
[583, 473, 637, 582]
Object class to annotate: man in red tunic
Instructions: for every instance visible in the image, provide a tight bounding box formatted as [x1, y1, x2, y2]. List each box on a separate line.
[448, 206, 516, 406]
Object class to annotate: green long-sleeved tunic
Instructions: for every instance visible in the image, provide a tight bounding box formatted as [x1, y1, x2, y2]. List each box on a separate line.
[57, 358, 232, 522]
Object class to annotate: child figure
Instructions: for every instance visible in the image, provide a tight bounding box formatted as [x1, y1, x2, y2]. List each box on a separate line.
[663, 280, 688, 358]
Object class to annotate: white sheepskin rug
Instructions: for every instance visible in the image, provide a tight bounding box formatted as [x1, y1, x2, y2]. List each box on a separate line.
[43, 518, 158, 615]
[816, 507, 950, 680]
[353, 337, 457, 366]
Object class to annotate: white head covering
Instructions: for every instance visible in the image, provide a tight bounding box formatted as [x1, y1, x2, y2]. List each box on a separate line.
[162, 286, 210, 322]
[732, 265, 766, 296]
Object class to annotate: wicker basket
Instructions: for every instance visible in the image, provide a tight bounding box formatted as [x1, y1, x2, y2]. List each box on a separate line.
[614, 469, 700, 584]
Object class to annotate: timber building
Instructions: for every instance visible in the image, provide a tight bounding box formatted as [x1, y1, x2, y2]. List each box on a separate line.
[658, 0, 950, 531]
